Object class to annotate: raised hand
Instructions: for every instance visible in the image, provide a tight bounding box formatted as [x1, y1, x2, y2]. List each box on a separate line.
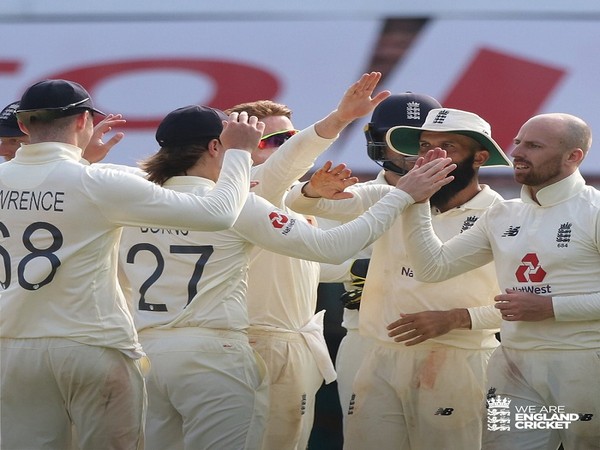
[84, 114, 126, 163]
[335, 72, 391, 122]
[220, 111, 265, 153]
[301, 161, 359, 199]
[314, 72, 391, 139]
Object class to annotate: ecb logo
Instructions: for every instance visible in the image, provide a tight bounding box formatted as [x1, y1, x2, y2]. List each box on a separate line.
[487, 396, 511, 431]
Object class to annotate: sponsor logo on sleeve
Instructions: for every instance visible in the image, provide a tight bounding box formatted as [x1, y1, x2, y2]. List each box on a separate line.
[268, 211, 296, 235]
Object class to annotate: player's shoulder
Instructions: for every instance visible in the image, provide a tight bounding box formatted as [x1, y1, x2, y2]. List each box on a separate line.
[91, 163, 146, 177]
[77, 163, 155, 202]
[483, 197, 522, 223]
[580, 184, 600, 207]
[84, 163, 146, 183]
[475, 185, 505, 207]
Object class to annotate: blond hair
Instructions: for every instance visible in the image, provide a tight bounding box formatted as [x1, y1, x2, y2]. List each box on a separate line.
[225, 100, 292, 120]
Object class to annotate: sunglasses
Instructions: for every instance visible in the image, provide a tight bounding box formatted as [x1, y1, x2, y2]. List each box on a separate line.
[258, 129, 299, 149]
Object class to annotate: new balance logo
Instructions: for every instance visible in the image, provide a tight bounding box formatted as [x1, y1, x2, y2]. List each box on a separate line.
[502, 226, 520, 237]
[486, 387, 498, 406]
[435, 407, 454, 416]
[460, 216, 478, 233]
[432, 109, 450, 123]
[347, 393, 356, 416]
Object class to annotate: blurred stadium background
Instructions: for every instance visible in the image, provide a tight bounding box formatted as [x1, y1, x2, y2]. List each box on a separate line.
[3, 2, 599, 447]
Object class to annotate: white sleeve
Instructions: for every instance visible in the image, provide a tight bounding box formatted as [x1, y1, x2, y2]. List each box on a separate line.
[234, 189, 414, 264]
[552, 292, 600, 321]
[86, 149, 251, 231]
[210, 150, 252, 221]
[402, 202, 495, 282]
[467, 304, 502, 330]
[285, 182, 395, 222]
[551, 206, 600, 320]
[319, 259, 354, 283]
[251, 125, 336, 206]
[317, 217, 373, 284]
[91, 163, 145, 176]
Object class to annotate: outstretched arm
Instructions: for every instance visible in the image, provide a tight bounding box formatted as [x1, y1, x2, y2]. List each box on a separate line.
[286, 149, 454, 222]
[239, 154, 456, 264]
[99, 111, 262, 231]
[314, 72, 391, 139]
[297, 145, 452, 201]
[252, 72, 389, 204]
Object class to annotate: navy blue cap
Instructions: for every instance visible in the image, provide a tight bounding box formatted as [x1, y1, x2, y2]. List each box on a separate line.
[156, 105, 227, 146]
[0, 101, 26, 137]
[17, 79, 105, 118]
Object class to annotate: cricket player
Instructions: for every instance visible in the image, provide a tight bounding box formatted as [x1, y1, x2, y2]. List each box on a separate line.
[0, 101, 29, 161]
[287, 108, 512, 449]
[116, 104, 456, 449]
[0, 79, 258, 450]
[226, 72, 399, 450]
[0, 99, 126, 163]
[314, 92, 443, 436]
[399, 112, 600, 449]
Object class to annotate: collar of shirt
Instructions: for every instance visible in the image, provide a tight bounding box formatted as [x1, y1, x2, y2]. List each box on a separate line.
[163, 175, 215, 191]
[432, 184, 503, 216]
[13, 142, 82, 164]
[521, 170, 585, 207]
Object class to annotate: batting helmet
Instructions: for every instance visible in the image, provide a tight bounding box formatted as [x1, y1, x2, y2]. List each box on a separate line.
[364, 92, 441, 174]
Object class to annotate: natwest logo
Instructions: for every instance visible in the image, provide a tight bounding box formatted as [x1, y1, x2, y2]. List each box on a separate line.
[269, 212, 289, 229]
[515, 253, 547, 283]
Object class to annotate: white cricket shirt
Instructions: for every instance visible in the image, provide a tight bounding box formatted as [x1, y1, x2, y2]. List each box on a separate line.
[118, 176, 413, 332]
[403, 171, 600, 350]
[0, 143, 251, 356]
[246, 126, 338, 330]
[286, 181, 504, 349]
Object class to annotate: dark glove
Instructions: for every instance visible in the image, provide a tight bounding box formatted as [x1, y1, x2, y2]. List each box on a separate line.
[339, 259, 370, 310]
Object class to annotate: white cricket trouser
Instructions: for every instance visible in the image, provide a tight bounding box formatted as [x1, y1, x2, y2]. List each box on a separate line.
[482, 345, 600, 450]
[335, 328, 375, 435]
[345, 342, 494, 450]
[249, 327, 324, 450]
[0, 337, 146, 450]
[139, 328, 269, 450]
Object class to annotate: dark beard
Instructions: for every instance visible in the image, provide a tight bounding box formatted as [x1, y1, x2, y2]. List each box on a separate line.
[430, 154, 476, 209]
